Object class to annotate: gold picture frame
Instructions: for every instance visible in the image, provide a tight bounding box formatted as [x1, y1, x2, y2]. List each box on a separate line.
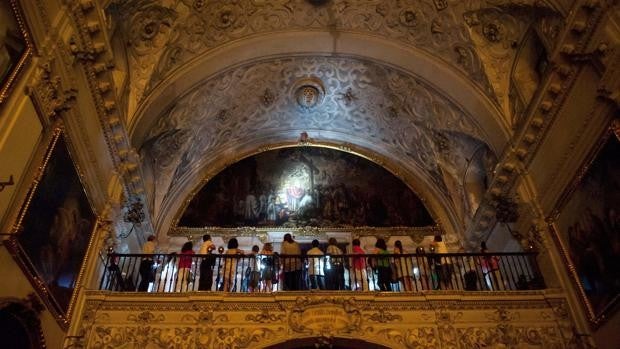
[547, 124, 620, 328]
[5, 127, 99, 329]
[0, 0, 34, 107]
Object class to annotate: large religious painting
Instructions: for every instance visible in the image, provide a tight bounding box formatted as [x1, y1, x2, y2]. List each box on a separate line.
[179, 147, 434, 228]
[0, 0, 33, 106]
[8, 130, 97, 325]
[552, 131, 620, 326]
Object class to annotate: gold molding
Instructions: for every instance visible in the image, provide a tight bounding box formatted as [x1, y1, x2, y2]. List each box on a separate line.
[546, 222, 599, 326]
[547, 127, 613, 222]
[0, 0, 34, 107]
[169, 226, 441, 243]
[545, 122, 618, 328]
[11, 127, 63, 233]
[5, 126, 101, 330]
[76, 292, 585, 348]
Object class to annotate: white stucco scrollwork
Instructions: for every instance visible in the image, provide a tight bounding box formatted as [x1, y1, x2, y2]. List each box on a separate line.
[138, 56, 494, 237]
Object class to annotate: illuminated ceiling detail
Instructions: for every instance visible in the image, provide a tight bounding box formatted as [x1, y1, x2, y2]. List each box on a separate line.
[139, 56, 493, 236]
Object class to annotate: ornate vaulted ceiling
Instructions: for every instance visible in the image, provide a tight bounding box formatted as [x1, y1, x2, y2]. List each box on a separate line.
[104, 0, 566, 240]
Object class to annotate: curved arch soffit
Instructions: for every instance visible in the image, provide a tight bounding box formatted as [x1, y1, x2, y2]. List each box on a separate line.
[130, 32, 509, 152]
[161, 142, 460, 240]
[261, 336, 392, 349]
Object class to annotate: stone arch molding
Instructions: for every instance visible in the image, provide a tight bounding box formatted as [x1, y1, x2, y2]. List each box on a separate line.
[139, 55, 496, 239]
[115, 0, 510, 125]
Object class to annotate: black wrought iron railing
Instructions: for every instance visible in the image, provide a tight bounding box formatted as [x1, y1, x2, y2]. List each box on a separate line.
[99, 252, 544, 293]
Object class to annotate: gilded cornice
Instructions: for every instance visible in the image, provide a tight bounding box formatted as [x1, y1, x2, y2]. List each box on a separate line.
[170, 226, 441, 244]
[63, 0, 155, 235]
[465, 0, 612, 245]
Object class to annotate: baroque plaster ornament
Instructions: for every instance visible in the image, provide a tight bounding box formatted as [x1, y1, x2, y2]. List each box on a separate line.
[111, 0, 494, 102]
[78, 294, 579, 348]
[140, 56, 493, 234]
[433, 0, 448, 11]
[463, 6, 534, 111]
[293, 77, 326, 111]
[29, 60, 78, 119]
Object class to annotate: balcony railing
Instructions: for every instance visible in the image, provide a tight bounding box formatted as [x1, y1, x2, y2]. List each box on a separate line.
[99, 252, 544, 293]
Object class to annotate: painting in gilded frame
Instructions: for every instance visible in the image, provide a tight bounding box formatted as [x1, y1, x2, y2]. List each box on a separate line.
[9, 130, 97, 324]
[0, 0, 33, 106]
[552, 131, 620, 326]
[178, 147, 435, 228]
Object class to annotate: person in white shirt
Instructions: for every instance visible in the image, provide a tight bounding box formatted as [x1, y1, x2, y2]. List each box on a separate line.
[306, 239, 325, 290]
[281, 233, 302, 290]
[198, 234, 216, 291]
[138, 235, 157, 291]
[326, 237, 345, 290]
[431, 234, 453, 290]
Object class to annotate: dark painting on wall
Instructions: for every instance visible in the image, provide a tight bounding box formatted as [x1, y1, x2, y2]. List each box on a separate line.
[556, 134, 620, 323]
[0, 0, 32, 106]
[179, 147, 434, 228]
[15, 133, 96, 316]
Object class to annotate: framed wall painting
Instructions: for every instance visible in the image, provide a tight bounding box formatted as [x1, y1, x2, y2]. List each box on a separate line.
[0, 0, 34, 106]
[548, 126, 620, 327]
[6, 128, 98, 328]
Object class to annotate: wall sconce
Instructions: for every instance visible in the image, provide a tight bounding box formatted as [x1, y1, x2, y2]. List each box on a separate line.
[118, 198, 145, 239]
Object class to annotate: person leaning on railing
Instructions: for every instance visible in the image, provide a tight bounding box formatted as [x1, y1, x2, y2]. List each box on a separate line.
[307, 239, 325, 290]
[176, 241, 195, 292]
[259, 243, 275, 292]
[138, 235, 157, 292]
[281, 234, 302, 290]
[393, 240, 414, 292]
[350, 239, 368, 291]
[223, 238, 243, 292]
[248, 245, 261, 292]
[372, 238, 392, 291]
[198, 234, 215, 291]
[480, 241, 502, 290]
[431, 234, 453, 290]
[326, 237, 345, 290]
[414, 246, 430, 290]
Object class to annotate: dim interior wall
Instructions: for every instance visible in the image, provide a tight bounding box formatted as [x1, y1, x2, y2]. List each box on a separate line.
[0, 245, 65, 348]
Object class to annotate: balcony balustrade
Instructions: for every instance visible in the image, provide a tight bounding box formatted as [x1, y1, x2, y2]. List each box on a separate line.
[99, 251, 544, 293]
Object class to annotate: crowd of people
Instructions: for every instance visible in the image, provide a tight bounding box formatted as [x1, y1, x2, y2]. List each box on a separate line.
[128, 234, 510, 293]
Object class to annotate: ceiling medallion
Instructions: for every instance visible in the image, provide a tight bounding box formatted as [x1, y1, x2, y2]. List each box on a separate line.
[292, 77, 325, 111]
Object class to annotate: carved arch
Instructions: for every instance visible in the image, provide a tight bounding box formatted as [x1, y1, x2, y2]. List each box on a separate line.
[0, 296, 46, 349]
[262, 336, 392, 349]
[129, 32, 509, 151]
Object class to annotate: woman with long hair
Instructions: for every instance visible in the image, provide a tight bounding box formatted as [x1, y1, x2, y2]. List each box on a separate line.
[175, 241, 195, 292]
[373, 238, 392, 291]
[350, 238, 368, 291]
[259, 243, 274, 292]
[394, 240, 414, 291]
[223, 238, 243, 292]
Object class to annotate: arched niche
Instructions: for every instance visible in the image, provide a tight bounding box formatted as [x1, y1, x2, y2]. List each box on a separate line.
[0, 297, 45, 349]
[177, 147, 435, 229]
